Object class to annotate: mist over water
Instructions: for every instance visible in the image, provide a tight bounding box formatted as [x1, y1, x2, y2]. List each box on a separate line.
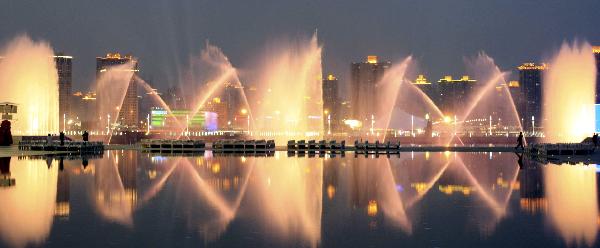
[543, 41, 597, 143]
[0, 35, 59, 135]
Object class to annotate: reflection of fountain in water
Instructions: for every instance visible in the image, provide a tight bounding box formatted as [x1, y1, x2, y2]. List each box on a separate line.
[0, 35, 59, 135]
[544, 164, 598, 246]
[92, 151, 137, 226]
[350, 158, 412, 233]
[246, 156, 323, 246]
[0, 158, 58, 248]
[248, 34, 323, 143]
[387, 152, 520, 234]
[543, 41, 597, 143]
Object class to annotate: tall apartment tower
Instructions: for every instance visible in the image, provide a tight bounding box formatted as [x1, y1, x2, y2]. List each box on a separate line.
[54, 54, 72, 131]
[350, 56, 391, 124]
[436, 75, 477, 117]
[594, 46, 600, 103]
[96, 53, 139, 128]
[518, 63, 547, 132]
[322, 74, 340, 132]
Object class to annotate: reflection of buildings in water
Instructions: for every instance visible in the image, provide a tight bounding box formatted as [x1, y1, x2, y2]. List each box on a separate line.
[347, 157, 411, 232]
[55, 165, 70, 218]
[323, 158, 339, 200]
[519, 160, 546, 214]
[93, 151, 137, 226]
[119, 151, 137, 195]
[0, 157, 15, 187]
[0, 158, 58, 248]
[518, 161, 600, 246]
[350, 158, 378, 209]
[199, 159, 244, 192]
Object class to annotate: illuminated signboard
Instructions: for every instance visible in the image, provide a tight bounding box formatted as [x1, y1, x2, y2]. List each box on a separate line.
[150, 108, 218, 131]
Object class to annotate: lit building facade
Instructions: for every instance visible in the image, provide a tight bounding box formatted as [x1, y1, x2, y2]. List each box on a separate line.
[322, 74, 340, 132]
[96, 53, 139, 129]
[594, 46, 600, 103]
[518, 63, 547, 131]
[222, 82, 244, 130]
[54, 54, 72, 131]
[350, 56, 391, 124]
[436, 75, 477, 116]
[70, 91, 97, 131]
[150, 107, 218, 132]
[413, 74, 434, 99]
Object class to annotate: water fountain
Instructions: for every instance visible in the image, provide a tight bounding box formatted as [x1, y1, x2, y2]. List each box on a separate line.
[247, 33, 323, 143]
[543, 41, 597, 143]
[0, 35, 59, 135]
[94, 62, 136, 143]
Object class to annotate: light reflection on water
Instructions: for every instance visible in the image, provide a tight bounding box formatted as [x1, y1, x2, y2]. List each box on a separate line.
[0, 151, 598, 247]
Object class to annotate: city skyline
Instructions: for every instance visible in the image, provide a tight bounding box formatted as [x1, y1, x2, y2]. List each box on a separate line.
[1, 1, 599, 93]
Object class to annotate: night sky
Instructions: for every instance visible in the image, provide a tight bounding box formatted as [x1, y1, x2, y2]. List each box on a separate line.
[1, 0, 599, 94]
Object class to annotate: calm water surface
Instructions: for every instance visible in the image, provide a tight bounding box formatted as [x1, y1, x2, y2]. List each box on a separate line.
[0, 151, 598, 247]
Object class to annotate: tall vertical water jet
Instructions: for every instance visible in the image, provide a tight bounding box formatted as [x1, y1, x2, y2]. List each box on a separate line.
[0, 35, 59, 135]
[543, 41, 597, 143]
[249, 34, 323, 142]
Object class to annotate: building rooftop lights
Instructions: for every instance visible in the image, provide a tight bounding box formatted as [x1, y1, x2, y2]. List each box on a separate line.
[53, 55, 73, 59]
[593, 46, 600, 54]
[508, 81, 520, 87]
[367, 55, 378, 64]
[437, 75, 476, 83]
[517, 62, 547, 70]
[98, 53, 135, 60]
[413, 74, 431, 85]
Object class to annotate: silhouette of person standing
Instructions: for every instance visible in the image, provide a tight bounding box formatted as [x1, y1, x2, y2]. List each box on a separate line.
[59, 131, 65, 146]
[516, 132, 524, 150]
[82, 131, 89, 142]
[592, 133, 598, 148]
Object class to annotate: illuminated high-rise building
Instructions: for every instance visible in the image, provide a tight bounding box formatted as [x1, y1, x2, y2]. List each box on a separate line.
[54, 54, 72, 131]
[594, 46, 600, 103]
[507, 80, 523, 121]
[96, 53, 139, 128]
[350, 56, 391, 123]
[518, 63, 547, 131]
[70, 91, 97, 131]
[222, 82, 244, 130]
[322, 74, 340, 132]
[412, 74, 434, 99]
[436, 75, 477, 116]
